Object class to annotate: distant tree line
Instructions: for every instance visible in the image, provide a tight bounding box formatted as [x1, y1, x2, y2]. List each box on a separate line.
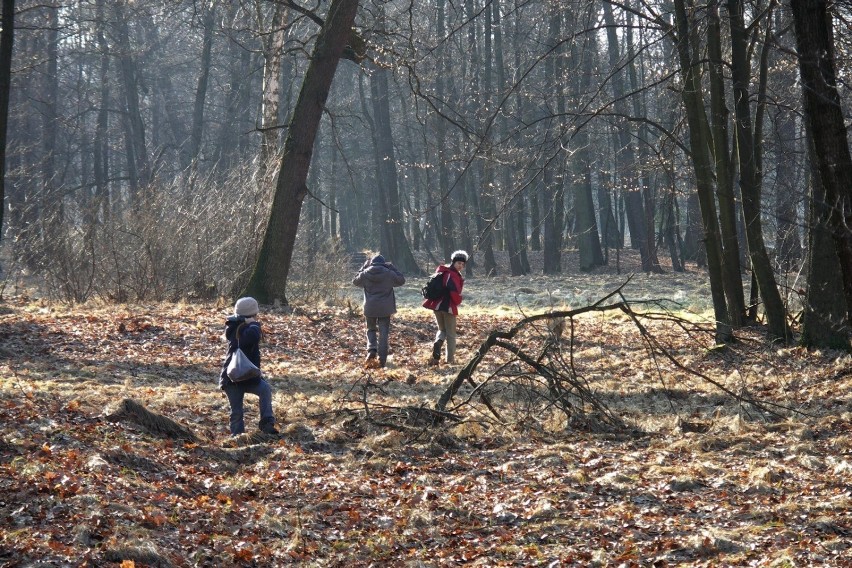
[0, 0, 850, 348]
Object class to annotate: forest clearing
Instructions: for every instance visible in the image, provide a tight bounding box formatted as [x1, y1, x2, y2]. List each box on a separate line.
[1, 254, 851, 567]
[3, 0, 852, 565]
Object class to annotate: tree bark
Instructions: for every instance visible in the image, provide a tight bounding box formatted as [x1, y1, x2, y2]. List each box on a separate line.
[792, 0, 852, 337]
[369, 66, 419, 274]
[0, 0, 13, 239]
[113, 2, 150, 195]
[493, 0, 526, 276]
[673, 0, 732, 342]
[259, 3, 288, 177]
[602, 1, 654, 273]
[189, 0, 216, 163]
[435, 0, 454, 260]
[800, 128, 851, 348]
[93, 0, 110, 226]
[727, 0, 790, 341]
[708, 1, 747, 325]
[542, 4, 564, 275]
[242, 0, 359, 304]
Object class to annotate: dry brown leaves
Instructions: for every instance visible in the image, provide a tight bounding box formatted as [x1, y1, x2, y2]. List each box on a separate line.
[1, 293, 851, 566]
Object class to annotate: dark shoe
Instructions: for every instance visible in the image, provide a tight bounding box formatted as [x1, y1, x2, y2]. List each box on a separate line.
[431, 339, 444, 361]
[259, 418, 279, 435]
[428, 358, 440, 367]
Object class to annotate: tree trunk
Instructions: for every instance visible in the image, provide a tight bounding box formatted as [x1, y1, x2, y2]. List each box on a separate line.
[542, 4, 564, 275]
[800, 128, 850, 348]
[189, 0, 216, 163]
[93, 0, 110, 226]
[436, 0, 455, 260]
[113, 1, 150, 195]
[602, 1, 653, 272]
[792, 0, 852, 333]
[479, 0, 498, 276]
[493, 0, 525, 276]
[673, 0, 732, 343]
[727, 0, 790, 341]
[242, 0, 359, 304]
[708, 1, 747, 325]
[774, 110, 803, 270]
[215, 4, 252, 171]
[259, 3, 289, 181]
[369, 65, 419, 274]
[41, 2, 61, 253]
[572, 11, 604, 272]
[625, 8, 662, 273]
[0, 0, 13, 239]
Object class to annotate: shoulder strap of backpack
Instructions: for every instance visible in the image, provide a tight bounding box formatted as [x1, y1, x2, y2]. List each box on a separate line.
[235, 322, 246, 348]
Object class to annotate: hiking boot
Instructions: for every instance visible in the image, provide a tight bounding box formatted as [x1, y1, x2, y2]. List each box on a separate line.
[259, 418, 279, 435]
[428, 357, 440, 367]
[431, 339, 444, 362]
[365, 352, 380, 369]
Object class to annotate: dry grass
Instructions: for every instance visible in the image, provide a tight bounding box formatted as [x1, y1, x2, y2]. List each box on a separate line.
[1, 256, 850, 566]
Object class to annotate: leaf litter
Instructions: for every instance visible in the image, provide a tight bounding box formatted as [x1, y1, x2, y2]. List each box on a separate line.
[1, 262, 851, 566]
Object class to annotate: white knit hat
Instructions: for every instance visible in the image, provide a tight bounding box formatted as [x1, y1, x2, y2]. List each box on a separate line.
[234, 297, 259, 317]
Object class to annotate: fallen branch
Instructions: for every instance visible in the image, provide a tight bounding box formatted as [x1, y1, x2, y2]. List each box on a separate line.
[105, 398, 197, 441]
[436, 277, 794, 423]
[436, 279, 633, 413]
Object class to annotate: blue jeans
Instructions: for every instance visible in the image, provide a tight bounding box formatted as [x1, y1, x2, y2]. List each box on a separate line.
[223, 378, 274, 435]
[365, 316, 391, 365]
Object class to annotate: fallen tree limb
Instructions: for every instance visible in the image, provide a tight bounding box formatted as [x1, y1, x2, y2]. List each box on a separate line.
[436, 280, 632, 413]
[436, 277, 794, 423]
[105, 398, 197, 441]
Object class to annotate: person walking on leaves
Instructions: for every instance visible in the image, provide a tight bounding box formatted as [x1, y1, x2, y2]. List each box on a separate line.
[219, 297, 278, 436]
[423, 250, 468, 366]
[353, 254, 406, 368]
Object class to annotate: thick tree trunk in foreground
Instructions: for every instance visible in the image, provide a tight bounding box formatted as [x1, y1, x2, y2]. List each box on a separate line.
[792, 0, 852, 347]
[243, 0, 360, 304]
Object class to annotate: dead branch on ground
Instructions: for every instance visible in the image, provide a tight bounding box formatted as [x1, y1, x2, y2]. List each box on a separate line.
[105, 398, 197, 441]
[436, 278, 795, 428]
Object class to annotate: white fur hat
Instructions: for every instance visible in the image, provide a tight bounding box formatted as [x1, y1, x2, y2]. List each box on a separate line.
[451, 250, 469, 263]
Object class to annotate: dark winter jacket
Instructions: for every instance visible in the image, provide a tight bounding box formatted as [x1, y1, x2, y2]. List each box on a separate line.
[219, 316, 262, 388]
[353, 260, 406, 318]
[421, 264, 464, 315]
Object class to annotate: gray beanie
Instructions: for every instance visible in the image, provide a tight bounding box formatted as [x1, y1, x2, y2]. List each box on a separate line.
[234, 297, 259, 317]
[370, 254, 386, 265]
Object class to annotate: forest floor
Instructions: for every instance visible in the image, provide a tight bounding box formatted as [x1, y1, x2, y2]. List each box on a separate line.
[1, 251, 851, 567]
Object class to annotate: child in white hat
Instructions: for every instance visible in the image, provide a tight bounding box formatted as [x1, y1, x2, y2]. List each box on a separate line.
[218, 297, 278, 436]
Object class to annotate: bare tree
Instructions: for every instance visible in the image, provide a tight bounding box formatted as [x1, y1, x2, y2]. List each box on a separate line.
[243, 0, 360, 304]
[792, 0, 852, 348]
[0, 0, 14, 241]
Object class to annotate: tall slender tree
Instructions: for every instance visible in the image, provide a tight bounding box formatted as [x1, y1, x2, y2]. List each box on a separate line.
[0, 0, 14, 240]
[727, 0, 790, 341]
[243, 0, 360, 304]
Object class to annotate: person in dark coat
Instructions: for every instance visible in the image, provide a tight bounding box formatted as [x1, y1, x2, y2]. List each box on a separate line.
[422, 250, 467, 365]
[219, 297, 278, 436]
[353, 254, 406, 368]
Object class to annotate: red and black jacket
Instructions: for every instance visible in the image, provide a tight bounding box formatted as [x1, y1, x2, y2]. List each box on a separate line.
[421, 264, 464, 315]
